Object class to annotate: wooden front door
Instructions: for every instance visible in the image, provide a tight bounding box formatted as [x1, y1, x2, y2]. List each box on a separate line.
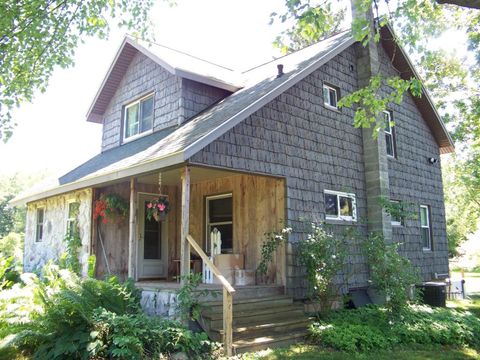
[137, 193, 167, 279]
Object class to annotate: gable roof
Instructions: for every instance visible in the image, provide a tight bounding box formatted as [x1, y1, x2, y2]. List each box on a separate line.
[12, 27, 454, 206]
[86, 36, 243, 123]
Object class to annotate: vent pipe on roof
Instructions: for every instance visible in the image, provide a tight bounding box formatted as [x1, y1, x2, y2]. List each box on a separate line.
[277, 64, 284, 78]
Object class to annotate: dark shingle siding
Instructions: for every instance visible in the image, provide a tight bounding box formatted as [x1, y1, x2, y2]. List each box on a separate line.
[102, 52, 181, 152]
[181, 79, 231, 121]
[377, 44, 449, 279]
[190, 46, 370, 297]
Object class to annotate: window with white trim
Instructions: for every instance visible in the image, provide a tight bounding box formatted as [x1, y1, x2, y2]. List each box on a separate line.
[384, 110, 396, 158]
[35, 208, 45, 242]
[66, 202, 80, 237]
[323, 84, 338, 109]
[390, 200, 402, 226]
[123, 93, 154, 141]
[420, 205, 432, 250]
[206, 194, 233, 254]
[324, 190, 357, 221]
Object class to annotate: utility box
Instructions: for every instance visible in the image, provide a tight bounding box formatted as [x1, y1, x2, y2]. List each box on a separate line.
[420, 282, 447, 307]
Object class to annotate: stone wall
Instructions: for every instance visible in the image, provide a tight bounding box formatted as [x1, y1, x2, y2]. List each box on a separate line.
[377, 44, 449, 279]
[24, 189, 92, 276]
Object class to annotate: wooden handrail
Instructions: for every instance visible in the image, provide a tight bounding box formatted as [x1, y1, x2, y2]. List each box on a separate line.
[186, 235, 235, 293]
[185, 234, 234, 356]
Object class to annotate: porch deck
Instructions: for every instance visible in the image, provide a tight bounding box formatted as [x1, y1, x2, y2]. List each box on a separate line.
[136, 280, 284, 294]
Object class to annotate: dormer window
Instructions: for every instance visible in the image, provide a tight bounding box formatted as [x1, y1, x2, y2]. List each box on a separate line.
[123, 94, 154, 141]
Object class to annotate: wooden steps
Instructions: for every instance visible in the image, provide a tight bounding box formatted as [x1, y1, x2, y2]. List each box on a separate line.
[198, 287, 311, 354]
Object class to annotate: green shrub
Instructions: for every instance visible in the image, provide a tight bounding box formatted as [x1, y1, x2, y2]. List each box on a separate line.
[309, 304, 480, 353]
[0, 264, 216, 359]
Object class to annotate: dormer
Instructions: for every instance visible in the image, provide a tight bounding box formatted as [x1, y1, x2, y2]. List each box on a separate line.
[86, 36, 242, 152]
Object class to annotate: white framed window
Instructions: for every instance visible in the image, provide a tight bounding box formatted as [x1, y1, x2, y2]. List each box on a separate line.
[384, 110, 396, 158]
[66, 201, 80, 237]
[123, 93, 154, 141]
[206, 193, 233, 254]
[323, 83, 338, 109]
[35, 207, 45, 242]
[420, 205, 432, 250]
[324, 190, 357, 221]
[390, 200, 402, 226]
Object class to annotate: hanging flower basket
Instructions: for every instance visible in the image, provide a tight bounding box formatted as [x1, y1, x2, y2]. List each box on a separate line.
[146, 196, 171, 222]
[93, 193, 129, 224]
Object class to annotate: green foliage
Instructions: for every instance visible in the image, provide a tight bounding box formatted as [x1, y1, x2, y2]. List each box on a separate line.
[297, 223, 347, 304]
[257, 227, 291, 276]
[309, 304, 480, 353]
[87, 255, 96, 278]
[94, 193, 129, 224]
[59, 227, 82, 275]
[177, 272, 216, 322]
[0, 0, 162, 141]
[378, 197, 417, 223]
[0, 256, 21, 290]
[363, 233, 419, 313]
[0, 265, 215, 359]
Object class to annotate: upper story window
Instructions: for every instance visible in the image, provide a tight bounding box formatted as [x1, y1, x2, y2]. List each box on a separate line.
[420, 205, 432, 250]
[123, 94, 154, 141]
[323, 83, 339, 110]
[324, 190, 357, 221]
[383, 110, 396, 158]
[36, 207, 45, 242]
[66, 201, 80, 237]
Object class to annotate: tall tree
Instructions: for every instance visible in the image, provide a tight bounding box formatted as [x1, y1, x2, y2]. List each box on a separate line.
[0, 0, 160, 141]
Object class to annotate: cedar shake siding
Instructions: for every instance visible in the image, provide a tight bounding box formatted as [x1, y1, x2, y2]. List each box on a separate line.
[189, 43, 449, 297]
[189, 46, 370, 298]
[378, 45, 449, 279]
[101, 53, 231, 152]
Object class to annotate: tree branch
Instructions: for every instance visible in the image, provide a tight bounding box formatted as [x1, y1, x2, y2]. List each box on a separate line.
[436, 0, 480, 9]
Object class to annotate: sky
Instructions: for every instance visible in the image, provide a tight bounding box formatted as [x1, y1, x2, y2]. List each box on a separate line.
[0, 0, 291, 178]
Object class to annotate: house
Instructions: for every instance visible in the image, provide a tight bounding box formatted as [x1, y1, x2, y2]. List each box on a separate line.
[12, 24, 454, 353]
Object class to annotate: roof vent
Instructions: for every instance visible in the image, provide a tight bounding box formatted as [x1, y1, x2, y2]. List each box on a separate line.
[277, 64, 284, 78]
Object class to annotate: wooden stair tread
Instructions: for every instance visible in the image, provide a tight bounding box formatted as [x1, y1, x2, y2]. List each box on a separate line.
[212, 316, 310, 333]
[202, 304, 302, 320]
[232, 330, 308, 353]
[200, 294, 291, 307]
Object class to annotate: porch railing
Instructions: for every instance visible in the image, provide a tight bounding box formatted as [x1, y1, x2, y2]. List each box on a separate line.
[185, 234, 235, 356]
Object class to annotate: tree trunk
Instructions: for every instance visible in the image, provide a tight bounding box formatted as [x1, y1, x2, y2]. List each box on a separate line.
[436, 0, 480, 9]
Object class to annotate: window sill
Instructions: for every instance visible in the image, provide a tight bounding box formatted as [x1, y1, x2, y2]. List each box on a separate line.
[122, 129, 154, 144]
[324, 104, 341, 113]
[422, 248, 433, 253]
[325, 217, 357, 225]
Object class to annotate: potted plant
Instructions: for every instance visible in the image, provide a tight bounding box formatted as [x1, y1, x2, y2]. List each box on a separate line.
[146, 196, 171, 222]
[93, 193, 129, 224]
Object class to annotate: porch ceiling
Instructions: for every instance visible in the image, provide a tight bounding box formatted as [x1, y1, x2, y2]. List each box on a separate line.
[136, 166, 239, 186]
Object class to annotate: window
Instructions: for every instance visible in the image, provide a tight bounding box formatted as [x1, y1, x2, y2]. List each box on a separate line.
[123, 94, 154, 140]
[206, 194, 233, 254]
[390, 200, 402, 226]
[384, 110, 396, 158]
[35, 208, 45, 242]
[324, 190, 357, 221]
[323, 84, 338, 109]
[66, 202, 80, 237]
[420, 205, 432, 250]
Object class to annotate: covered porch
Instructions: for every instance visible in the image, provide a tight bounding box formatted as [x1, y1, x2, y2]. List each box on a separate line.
[91, 165, 286, 288]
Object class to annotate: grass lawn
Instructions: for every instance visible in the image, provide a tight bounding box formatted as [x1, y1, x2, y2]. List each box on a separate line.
[239, 296, 480, 360]
[241, 344, 480, 359]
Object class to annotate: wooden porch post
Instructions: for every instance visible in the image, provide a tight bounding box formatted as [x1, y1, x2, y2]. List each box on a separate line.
[128, 178, 137, 279]
[180, 166, 191, 284]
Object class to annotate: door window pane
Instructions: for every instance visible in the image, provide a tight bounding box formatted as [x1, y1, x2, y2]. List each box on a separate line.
[144, 201, 161, 259]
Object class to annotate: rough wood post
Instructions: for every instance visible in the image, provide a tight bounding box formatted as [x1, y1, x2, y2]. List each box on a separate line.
[128, 178, 137, 279]
[180, 166, 191, 283]
[223, 287, 233, 356]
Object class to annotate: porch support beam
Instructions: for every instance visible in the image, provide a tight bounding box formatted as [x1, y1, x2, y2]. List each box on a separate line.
[128, 178, 137, 279]
[180, 166, 191, 283]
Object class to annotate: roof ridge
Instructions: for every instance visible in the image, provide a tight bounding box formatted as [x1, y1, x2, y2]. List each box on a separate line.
[127, 34, 237, 72]
[242, 28, 351, 74]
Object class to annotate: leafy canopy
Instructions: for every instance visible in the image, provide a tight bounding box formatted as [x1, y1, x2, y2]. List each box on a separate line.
[0, 0, 159, 141]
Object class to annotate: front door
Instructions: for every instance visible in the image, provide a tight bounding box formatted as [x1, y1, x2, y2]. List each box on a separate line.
[137, 193, 167, 279]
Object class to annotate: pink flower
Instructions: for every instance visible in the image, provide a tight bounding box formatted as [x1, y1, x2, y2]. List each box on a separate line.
[147, 203, 152, 209]
[158, 203, 166, 212]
